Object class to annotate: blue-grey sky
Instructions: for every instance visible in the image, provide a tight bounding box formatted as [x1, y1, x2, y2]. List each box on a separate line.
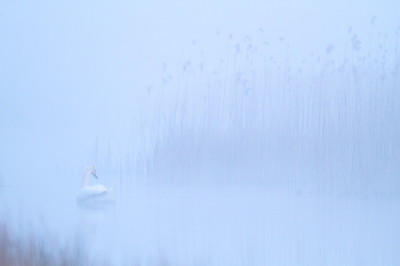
[0, 1, 399, 182]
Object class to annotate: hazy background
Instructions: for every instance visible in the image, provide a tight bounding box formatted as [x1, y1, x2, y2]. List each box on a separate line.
[1, 1, 400, 264]
[1, 0, 399, 184]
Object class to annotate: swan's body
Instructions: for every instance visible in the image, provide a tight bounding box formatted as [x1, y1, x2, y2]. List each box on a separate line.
[77, 165, 116, 205]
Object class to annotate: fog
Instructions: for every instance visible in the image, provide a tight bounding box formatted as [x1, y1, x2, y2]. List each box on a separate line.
[1, 1, 400, 265]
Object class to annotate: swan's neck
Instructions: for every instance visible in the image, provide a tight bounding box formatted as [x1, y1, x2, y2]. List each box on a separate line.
[81, 171, 91, 188]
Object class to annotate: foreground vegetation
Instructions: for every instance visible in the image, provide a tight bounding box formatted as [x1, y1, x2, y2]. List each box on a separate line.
[0, 218, 90, 266]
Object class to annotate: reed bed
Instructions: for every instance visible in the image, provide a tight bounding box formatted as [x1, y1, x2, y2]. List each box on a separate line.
[94, 23, 400, 196]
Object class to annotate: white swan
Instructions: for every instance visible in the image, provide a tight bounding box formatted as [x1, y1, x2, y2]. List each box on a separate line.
[77, 165, 116, 205]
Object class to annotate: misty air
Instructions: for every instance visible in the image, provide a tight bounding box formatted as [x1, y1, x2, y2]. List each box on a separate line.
[1, 1, 400, 265]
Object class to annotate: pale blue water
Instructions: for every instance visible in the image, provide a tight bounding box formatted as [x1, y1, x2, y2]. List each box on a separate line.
[1, 172, 399, 265]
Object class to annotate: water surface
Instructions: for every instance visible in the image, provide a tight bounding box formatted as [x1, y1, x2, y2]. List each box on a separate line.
[1, 173, 399, 265]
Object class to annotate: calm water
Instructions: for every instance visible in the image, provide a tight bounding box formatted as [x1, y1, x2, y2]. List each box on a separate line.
[1, 171, 399, 265]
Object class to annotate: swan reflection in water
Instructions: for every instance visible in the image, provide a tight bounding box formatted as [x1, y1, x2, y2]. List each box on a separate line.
[76, 166, 117, 253]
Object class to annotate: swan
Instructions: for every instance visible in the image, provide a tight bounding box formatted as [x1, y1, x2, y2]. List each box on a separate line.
[77, 165, 116, 205]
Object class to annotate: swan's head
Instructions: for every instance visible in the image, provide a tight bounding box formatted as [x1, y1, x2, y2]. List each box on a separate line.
[86, 165, 98, 179]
